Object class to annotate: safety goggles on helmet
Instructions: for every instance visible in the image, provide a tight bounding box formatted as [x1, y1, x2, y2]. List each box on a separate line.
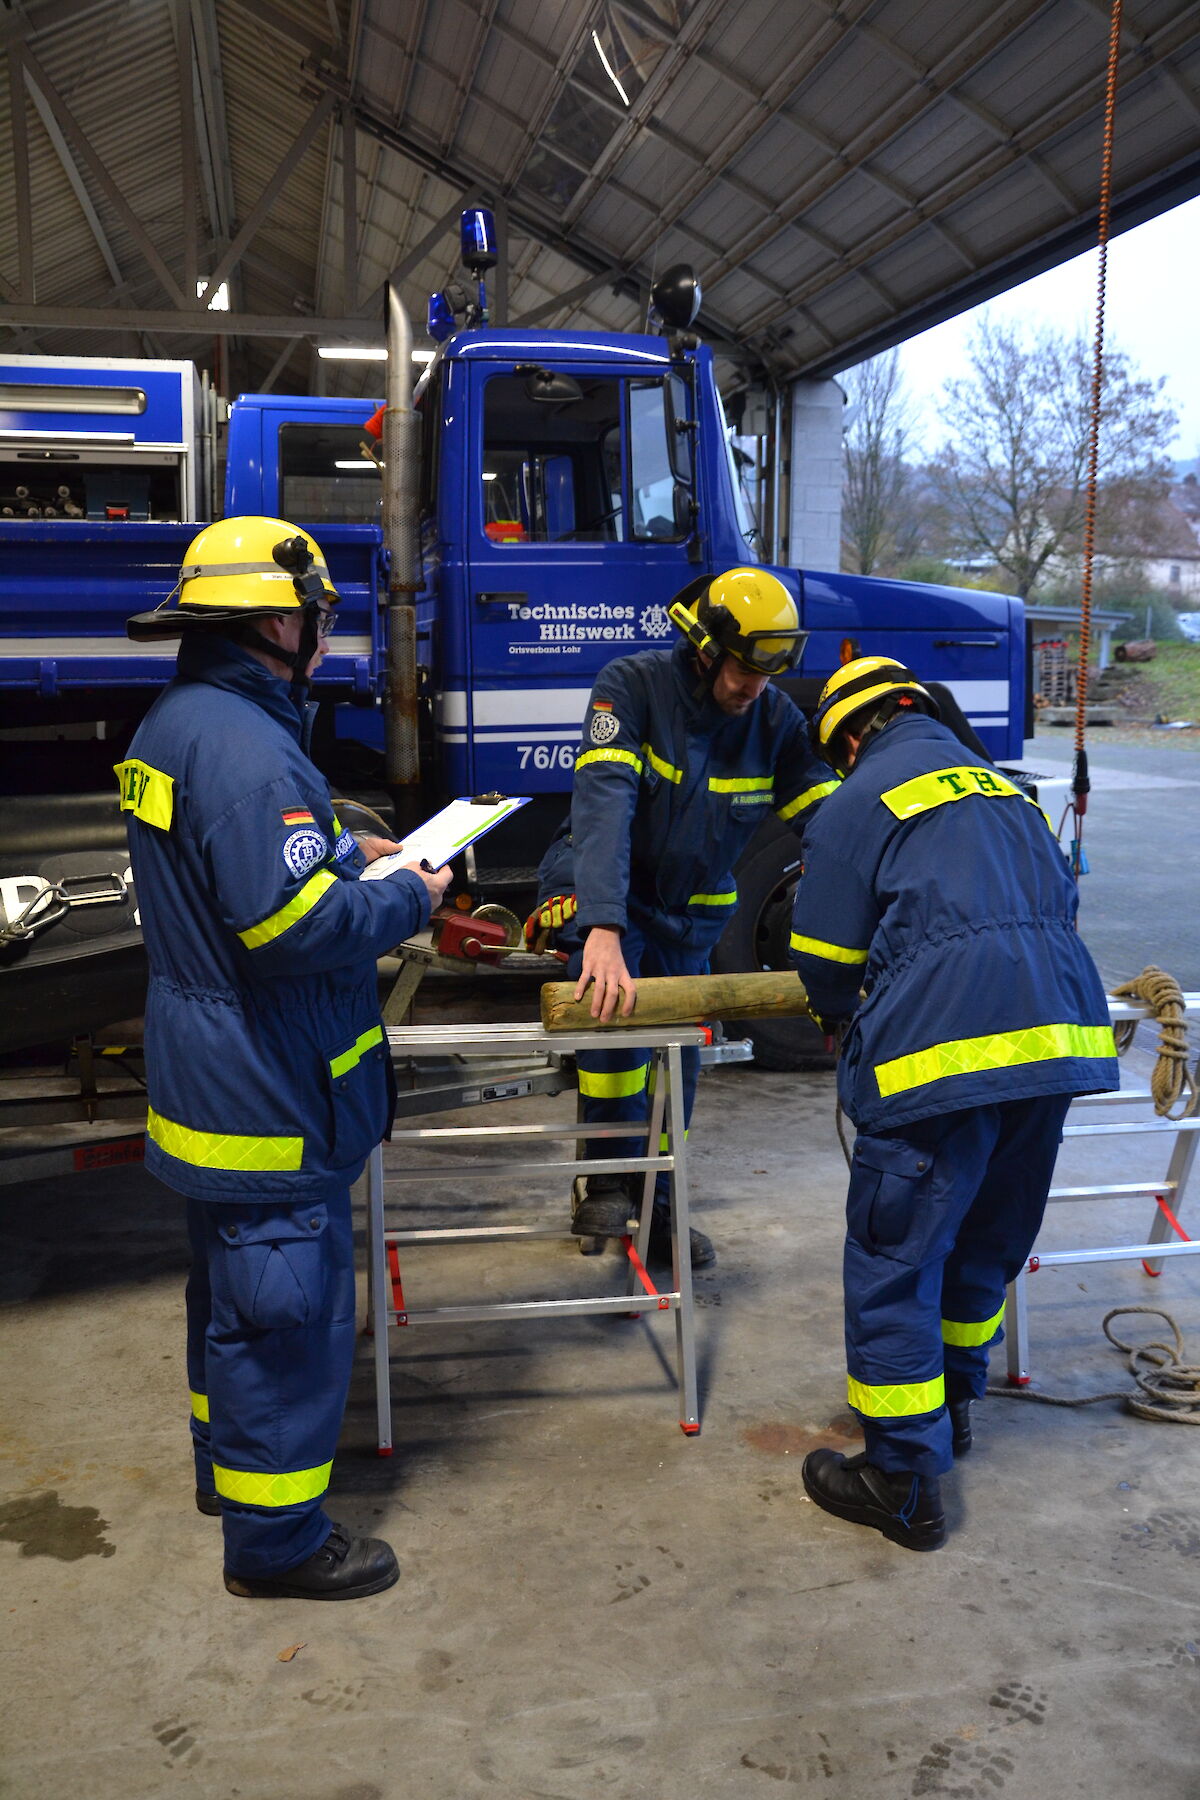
[810, 656, 938, 763]
[669, 567, 808, 676]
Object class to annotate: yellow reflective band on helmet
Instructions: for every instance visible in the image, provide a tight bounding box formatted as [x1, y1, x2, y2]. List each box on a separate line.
[641, 743, 683, 784]
[148, 1107, 304, 1172]
[881, 766, 1021, 820]
[238, 869, 337, 949]
[212, 1459, 333, 1508]
[708, 774, 773, 795]
[576, 747, 644, 776]
[789, 932, 869, 964]
[330, 1024, 384, 1079]
[847, 1373, 945, 1418]
[190, 1389, 210, 1423]
[577, 1066, 649, 1098]
[114, 757, 174, 830]
[689, 891, 738, 907]
[777, 778, 839, 819]
[875, 1023, 1117, 1099]
[942, 1302, 1005, 1348]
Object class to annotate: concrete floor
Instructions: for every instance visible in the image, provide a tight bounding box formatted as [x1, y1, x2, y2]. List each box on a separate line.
[2, 730, 1199, 1798]
[3, 1033, 1200, 1800]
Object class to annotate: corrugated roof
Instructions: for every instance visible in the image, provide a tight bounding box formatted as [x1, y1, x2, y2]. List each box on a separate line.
[1, 0, 1198, 394]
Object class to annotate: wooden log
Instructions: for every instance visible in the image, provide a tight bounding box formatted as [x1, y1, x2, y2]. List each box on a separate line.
[540, 969, 810, 1032]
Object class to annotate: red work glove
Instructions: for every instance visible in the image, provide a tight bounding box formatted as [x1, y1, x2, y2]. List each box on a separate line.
[523, 893, 577, 951]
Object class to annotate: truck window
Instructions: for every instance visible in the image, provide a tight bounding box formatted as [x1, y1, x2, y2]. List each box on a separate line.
[482, 373, 624, 543]
[629, 379, 685, 541]
[279, 423, 381, 524]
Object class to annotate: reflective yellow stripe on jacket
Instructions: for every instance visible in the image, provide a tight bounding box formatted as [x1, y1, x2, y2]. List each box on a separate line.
[709, 774, 772, 796]
[875, 1023, 1116, 1099]
[642, 743, 683, 783]
[576, 747, 644, 776]
[114, 757, 174, 830]
[789, 932, 869, 965]
[689, 891, 738, 907]
[847, 1373, 944, 1418]
[880, 765, 1025, 820]
[213, 1459, 333, 1508]
[189, 1389, 210, 1423]
[330, 1025, 383, 1079]
[777, 778, 839, 820]
[148, 1107, 303, 1172]
[238, 869, 337, 949]
[942, 1302, 1005, 1347]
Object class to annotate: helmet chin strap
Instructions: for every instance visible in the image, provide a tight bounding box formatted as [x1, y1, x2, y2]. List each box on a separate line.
[691, 647, 725, 703]
[238, 604, 322, 707]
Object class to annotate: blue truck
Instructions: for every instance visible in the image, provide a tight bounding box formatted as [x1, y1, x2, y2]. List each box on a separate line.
[0, 234, 1029, 1063]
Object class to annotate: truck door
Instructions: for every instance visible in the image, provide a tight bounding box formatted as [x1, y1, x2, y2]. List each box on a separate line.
[460, 362, 699, 796]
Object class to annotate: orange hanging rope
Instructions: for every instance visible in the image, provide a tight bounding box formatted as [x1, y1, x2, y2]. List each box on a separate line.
[1070, 0, 1125, 873]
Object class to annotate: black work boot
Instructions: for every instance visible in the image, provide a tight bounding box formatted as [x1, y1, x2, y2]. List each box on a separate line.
[195, 1487, 221, 1517]
[802, 1449, 946, 1551]
[948, 1395, 973, 1457]
[223, 1523, 400, 1600]
[571, 1172, 635, 1240]
[647, 1200, 716, 1270]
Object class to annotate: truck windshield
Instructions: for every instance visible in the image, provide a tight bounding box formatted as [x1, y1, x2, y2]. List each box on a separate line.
[279, 423, 381, 524]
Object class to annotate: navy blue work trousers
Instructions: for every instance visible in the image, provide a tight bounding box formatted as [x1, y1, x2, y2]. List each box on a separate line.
[843, 1094, 1071, 1478]
[568, 921, 708, 1192]
[185, 1188, 357, 1577]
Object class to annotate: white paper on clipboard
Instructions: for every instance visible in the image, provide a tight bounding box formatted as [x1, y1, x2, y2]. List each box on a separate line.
[359, 795, 530, 880]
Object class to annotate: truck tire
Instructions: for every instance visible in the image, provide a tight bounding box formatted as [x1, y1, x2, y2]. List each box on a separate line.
[710, 824, 832, 1071]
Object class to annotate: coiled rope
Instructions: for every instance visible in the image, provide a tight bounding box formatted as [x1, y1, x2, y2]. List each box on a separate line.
[988, 1308, 1200, 1423]
[1110, 965, 1198, 1119]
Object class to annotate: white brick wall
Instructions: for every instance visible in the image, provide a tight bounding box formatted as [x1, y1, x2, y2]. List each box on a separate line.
[787, 378, 844, 574]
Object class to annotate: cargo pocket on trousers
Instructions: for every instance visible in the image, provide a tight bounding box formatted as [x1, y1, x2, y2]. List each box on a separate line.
[217, 1203, 329, 1329]
[847, 1135, 934, 1263]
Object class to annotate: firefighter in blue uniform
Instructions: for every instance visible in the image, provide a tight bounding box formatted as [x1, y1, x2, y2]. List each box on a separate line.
[528, 568, 837, 1268]
[791, 657, 1117, 1550]
[121, 516, 449, 1600]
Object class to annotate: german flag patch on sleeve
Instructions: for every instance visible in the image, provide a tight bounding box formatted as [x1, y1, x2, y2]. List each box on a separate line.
[281, 806, 316, 826]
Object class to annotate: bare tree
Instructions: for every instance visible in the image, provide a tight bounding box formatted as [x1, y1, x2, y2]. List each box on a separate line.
[841, 349, 914, 575]
[929, 321, 1177, 599]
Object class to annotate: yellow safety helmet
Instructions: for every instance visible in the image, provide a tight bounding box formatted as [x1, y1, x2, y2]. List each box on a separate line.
[668, 567, 807, 676]
[811, 656, 938, 768]
[126, 515, 340, 641]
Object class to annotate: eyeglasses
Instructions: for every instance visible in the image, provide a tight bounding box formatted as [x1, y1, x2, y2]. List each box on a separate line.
[316, 609, 336, 638]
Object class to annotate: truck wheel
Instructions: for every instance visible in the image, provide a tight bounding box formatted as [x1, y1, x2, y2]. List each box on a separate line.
[711, 835, 833, 1072]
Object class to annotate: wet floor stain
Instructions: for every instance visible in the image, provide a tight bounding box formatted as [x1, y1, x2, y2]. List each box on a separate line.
[0, 1490, 115, 1561]
[742, 1414, 860, 1458]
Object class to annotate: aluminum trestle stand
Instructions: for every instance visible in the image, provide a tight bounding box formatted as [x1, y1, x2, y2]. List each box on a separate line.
[365, 1022, 708, 1450]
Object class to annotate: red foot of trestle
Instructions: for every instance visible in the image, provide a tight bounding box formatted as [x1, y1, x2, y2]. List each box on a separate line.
[680, 1420, 700, 1435]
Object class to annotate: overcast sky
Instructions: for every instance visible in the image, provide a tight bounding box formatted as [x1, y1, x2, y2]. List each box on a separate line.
[879, 192, 1200, 464]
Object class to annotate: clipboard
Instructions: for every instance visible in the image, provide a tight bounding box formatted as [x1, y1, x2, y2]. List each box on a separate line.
[358, 794, 530, 880]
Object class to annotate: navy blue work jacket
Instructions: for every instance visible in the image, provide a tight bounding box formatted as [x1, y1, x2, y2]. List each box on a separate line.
[544, 639, 837, 952]
[789, 714, 1117, 1131]
[117, 634, 430, 1201]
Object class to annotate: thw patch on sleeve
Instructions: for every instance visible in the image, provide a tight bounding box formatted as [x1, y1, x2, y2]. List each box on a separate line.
[282, 826, 329, 878]
[589, 707, 621, 744]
